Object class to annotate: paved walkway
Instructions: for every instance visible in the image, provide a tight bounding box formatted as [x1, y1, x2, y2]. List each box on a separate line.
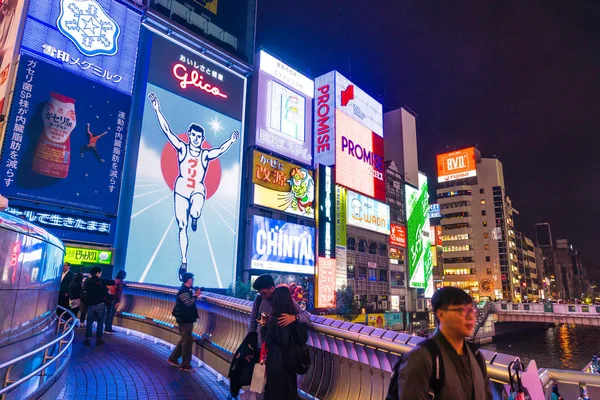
[57, 328, 230, 400]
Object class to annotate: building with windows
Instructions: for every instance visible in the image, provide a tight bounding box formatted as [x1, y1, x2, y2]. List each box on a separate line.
[514, 231, 540, 301]
[436, 152, 520, 301]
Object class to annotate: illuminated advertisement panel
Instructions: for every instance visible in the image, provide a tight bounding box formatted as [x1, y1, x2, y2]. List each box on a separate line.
[437, 147, 477, 183]
[64, 246, 113, 266]
[429, 203, 441, 219]
[314, 70, 383, 167]
[406, 173, 432, 289]
[0, 0, 26, 114]
[252, 150, 314, 219]
[390, 224, 406, 248]
[317, 165, 335, 258]
[436, 226, 442, 246]
[346, 189, 390, 235]
[21, 0, 142, 95]
[335, 110, 386, 201]
[250, 215, 315, 274]
[255, 51, 313, 165]
[0, 54, 131, 216]
[125, 32, 246, 288]
[316, 257, 336, 308]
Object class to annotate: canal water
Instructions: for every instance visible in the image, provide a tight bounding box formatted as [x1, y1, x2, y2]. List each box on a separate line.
[482, 324, 600, 370]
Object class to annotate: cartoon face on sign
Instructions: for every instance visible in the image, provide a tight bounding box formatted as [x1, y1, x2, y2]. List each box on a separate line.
[57, 0, 121, 57]
[351, 198, 362, 219]
[281, 167, 314, 216]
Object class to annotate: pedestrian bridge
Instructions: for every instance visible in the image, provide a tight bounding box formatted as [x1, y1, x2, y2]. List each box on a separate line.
[2, 284, 600, 399]
[491, 302, 600, 326]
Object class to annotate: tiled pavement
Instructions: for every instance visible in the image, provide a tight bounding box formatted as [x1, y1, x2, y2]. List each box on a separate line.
[57, 328, 230, 399]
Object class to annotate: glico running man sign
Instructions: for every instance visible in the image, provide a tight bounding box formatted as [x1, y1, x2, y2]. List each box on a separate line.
[125, 31, 246, 289]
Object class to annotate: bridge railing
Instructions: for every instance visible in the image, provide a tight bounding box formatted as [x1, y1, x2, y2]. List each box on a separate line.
[115, 284, 600, 399]
[492, 302, 600, 315]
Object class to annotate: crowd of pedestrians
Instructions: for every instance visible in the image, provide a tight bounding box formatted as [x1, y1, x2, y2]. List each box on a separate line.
[59, 262, 127, 346]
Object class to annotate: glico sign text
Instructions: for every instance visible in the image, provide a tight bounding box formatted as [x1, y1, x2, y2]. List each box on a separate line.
[172, 64, 228, 98]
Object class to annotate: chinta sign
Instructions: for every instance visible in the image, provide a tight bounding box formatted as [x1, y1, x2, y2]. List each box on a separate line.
[251, 215, 315, 274]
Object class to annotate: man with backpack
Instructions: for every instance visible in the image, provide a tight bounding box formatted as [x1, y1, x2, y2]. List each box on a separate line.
[82, 266, 109, 346]
[168, 272, 201, 372]
[388, 287, 492, 400]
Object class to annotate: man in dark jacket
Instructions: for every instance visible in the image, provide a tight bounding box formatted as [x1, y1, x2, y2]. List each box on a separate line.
[396, 287, 493, 400]
[105, 270, 126, 334]
[168, 272, 201, 372]
[83, 266, 108, 346]
[58, 262, 74, 311]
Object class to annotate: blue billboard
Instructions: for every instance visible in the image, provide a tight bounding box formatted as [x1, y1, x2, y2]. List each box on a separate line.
[21, 0, 142, 95]
[251, 215, 315, 275]
[4, 202, 116, 246]
[124, 30, 246, 288]
[0, 54, 131, 216]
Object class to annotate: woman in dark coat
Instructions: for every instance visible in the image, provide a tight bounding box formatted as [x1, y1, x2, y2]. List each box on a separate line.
[68, 273, 84, 322]
[263, 287, 300, 400]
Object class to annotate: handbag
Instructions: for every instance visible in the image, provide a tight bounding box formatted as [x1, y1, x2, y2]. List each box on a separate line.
[249, 343, 268, 394]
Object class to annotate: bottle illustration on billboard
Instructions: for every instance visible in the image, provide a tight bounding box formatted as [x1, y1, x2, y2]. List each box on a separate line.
[269, 81, 305, 142]
[147, 92, 239, 282]
[80, 123, 107, 163]
[32, 92, 76, 178]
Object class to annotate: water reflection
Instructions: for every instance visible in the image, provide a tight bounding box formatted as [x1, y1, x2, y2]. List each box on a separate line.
[483, 324, 599, 370]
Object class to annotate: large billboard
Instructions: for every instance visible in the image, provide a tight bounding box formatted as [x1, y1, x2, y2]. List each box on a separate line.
[314, 71, 383, 169]
[335, 110, 385, 201]
[252, 150, 314, 219]
[437, 147, 477, 183]
[316, 257, 335, 308]
[346, 189, 390, 235]
[0, 0, 26, 114]
[406, 173, 432, 290]
[21, 0, 142, 95]
[125, 32, 246, 288]
[0, 54, 131, 215]
[255, 51, 313, 165]
[250, 215, 315, 275]
[390, 224, 406, 248]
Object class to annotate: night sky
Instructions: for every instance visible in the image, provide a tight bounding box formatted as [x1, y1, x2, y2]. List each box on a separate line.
[256, 1, 600, 280]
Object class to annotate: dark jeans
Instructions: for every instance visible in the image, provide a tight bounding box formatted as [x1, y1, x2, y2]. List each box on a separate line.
[86, 303, 106, 339]
[105, 302, 116, 331]
[80, 145, 103, 162]
[168, 323, 194, 368]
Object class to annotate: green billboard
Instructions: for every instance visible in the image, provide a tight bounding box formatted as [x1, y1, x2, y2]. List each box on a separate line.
[406, 173, 432, 291]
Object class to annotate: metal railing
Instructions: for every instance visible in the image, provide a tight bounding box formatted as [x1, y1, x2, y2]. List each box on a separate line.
[0, 306, 76, 400]
[116, 283, 600, 399]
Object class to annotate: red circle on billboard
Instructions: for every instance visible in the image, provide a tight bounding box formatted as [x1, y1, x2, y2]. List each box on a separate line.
[160, 133, 221, 200]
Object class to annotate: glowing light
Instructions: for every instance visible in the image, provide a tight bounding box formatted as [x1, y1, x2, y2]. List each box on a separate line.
[209, 117, 223, 133]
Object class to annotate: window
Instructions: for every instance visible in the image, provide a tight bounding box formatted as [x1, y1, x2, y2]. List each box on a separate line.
[368, 242, 378, 255]
[482, 221, 487, 227]
[358, 239, 367, 253]
[442, 234, 469, 241]
[437, 190, 472, 199]
[379, 243, 387, 257]
[483, 233, 489, 239]
[486, 256, 491, 262]
[379, 270, 388, 282]
[480, 199, 486, 205]
[480, 189, 484, 194]
[481, 210, 486, 216]
[347, 237, 357, 251]
[487, 268, 492, 274]
[443, 257, 474, 264]
[391, 272, 405, 287]
[443, 245, 471, 252]
[444, 268, 475, 275]
[358, 267, 367, 280]
[368, 268, 377, 281]
[484, 244, 490, 250]
[443, 223, 471, 230]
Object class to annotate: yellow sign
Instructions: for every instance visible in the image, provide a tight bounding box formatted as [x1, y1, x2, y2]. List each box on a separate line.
[65, 247, 112, 266]
[252, 151, 314, 218]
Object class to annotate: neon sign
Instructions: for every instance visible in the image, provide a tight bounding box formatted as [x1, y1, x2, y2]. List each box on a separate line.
[172, 64, 228, 98]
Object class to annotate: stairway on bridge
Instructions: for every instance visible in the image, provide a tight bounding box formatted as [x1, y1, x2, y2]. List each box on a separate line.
[57, 329, 230, 400]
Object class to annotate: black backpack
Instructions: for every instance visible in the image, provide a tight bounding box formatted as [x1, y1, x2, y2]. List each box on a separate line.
[386, 339, 486, 400]
[283, 322, 311, 375]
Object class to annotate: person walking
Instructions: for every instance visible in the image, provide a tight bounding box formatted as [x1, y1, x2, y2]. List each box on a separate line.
[58, 262, 74, 312]
[83, 266, 108, 346]
[105, 270, 126, 334]
[168, 272, 201, 372]
[68, 273, 84, 324]
[262, 287, 305, 400]
[394, 287, 492, 400]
